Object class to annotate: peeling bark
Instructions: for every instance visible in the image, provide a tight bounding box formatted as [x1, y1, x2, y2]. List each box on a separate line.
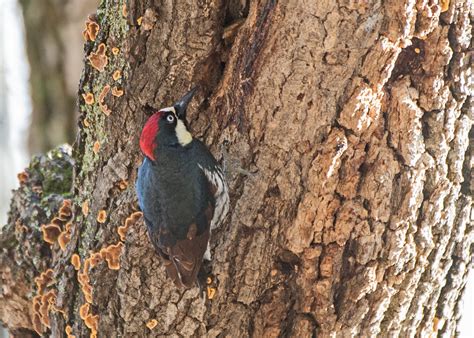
[1, 0, 472, 337]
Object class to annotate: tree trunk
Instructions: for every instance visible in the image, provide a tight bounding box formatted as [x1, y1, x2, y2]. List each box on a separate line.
[1, 0, 472, 337]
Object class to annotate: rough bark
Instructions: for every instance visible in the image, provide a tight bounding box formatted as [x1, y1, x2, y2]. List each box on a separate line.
[1, 0, 472, 337]
[0, 146, 73, 336]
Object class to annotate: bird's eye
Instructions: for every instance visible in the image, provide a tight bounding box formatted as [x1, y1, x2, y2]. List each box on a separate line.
[166, 114, 175, 123]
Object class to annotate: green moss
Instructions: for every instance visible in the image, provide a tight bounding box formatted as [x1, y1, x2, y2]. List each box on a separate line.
[43, 166, 72, 196]
[2, 144, 74, 268]
[28, 145, 74, 197]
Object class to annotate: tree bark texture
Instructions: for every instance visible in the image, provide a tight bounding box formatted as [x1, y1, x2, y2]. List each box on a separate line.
[1, 0, 472, 337]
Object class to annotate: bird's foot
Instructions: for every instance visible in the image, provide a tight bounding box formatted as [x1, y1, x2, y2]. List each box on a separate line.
[204, 275, 216, 300]
[197, 268, 217, 301]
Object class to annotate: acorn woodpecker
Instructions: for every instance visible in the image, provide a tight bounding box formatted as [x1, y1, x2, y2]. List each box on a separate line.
[135, 88, 229, 288]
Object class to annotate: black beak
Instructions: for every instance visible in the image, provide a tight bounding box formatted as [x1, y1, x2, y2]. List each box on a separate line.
[174, 87, 197, 120]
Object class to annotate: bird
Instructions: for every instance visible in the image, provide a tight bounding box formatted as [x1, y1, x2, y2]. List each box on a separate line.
[135, 88, 229, 288]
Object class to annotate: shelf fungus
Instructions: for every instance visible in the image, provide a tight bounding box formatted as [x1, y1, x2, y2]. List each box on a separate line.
[32, 268, 58, 334]
[41, 199, 73, 246]
[40, 290, 57, 327]
[35, 269, 55, 295]
[80, 302, 99, 337]
[32, 289, 57, 334]
[58, 223, 72, 251]
[83, 16, 100, 42]
[78, 273, 92, 303]
[113, 70, 122, 80]
[71, 254, 81, 271]
[99, 85, 112, 116]
[77, 244, 121, 309]
[65, 325, 75, 338]
[122, 4, 127, 18]
[17, 171, 28, 184]
[85, 314, 99, 337]
[440, 0, 449, 12]
[86, 314, 99, 337]
[96, 210, 107, 223]
[79, 303, 90, 320]
[88, 43, 108, 72]
[146, 319, 158, 330]
[112, 87, 124, 97]
[32, 296, 43, 334]
[100, 103, 112, 116]
[99, 85, 110, 103]
[89, 252, 103, 268]
[58, 200, 72, 221]
[50, 217, 63, 227]
[82, 92, 95, 105]
[100, 242, 124, 270]
[82, 285, 93, 304]
[117, 211, 142, 241]
[118, 179, 128, 190]
[207, 286, 216, 300]
[41, 223, 62, 244]
[82, 200, 90, 216]
[93, 141, 101, 155]
[78, 259, 93, 303]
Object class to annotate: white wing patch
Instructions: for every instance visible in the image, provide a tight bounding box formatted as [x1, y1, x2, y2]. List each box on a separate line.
[199, 164, 230, 261]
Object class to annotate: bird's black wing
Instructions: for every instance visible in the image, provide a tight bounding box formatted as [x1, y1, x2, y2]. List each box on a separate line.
[163, 143, 229, 287]
[162, 164, 228, 287]
[149, 202, 214, 288]
[137, 144, 229, 288]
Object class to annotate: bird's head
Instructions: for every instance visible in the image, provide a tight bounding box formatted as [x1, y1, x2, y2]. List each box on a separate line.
[140, 88, 197, 160]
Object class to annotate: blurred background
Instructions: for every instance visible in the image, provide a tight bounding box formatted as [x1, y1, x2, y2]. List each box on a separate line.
[0, 0, 472, 336]
[0, 0, 96, 333]
[1, 0, 97, 227]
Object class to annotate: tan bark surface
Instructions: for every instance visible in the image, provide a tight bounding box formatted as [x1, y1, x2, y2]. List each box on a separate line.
[1, 0, 472, 337]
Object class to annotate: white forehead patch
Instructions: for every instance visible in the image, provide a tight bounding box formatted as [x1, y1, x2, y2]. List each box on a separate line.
[160, 106, 176, 113]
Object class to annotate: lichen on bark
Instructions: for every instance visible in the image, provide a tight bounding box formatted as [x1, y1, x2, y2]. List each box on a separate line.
[0, 145, 73, 335]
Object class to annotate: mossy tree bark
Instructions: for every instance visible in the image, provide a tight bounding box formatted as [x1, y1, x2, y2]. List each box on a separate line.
[1, 0, 472, 337]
